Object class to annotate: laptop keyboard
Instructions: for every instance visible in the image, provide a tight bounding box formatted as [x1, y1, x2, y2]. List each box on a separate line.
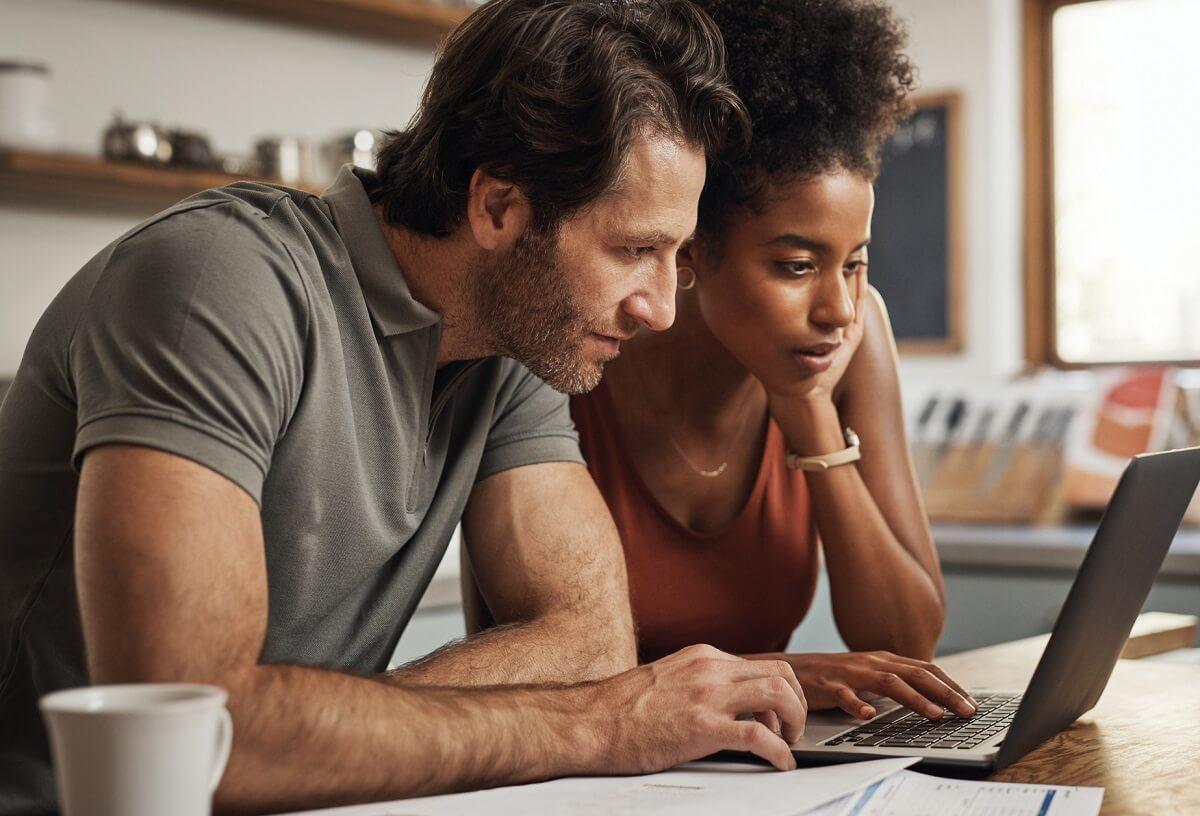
[822, 692, 1022, 750]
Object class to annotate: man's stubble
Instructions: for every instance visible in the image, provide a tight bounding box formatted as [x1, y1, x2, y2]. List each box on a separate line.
[474, 226, 623, 395]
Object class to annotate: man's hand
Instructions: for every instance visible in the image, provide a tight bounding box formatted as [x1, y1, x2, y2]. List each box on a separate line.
[779, 651, 976, 721]
[590, 645, 807, 772]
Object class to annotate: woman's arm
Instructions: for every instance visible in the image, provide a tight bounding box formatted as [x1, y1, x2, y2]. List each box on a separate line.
[773, 286, 944, 659]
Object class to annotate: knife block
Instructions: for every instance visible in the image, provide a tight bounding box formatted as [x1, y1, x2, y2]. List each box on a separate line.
[922, 442, 1064, 523]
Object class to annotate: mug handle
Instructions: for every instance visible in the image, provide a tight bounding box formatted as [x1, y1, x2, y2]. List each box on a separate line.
[210, 707, 234, 793]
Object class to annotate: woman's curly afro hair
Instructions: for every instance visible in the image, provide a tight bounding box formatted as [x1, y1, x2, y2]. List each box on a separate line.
[693, 0, 917, 236]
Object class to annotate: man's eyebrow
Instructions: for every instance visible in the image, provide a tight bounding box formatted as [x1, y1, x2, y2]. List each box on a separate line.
[767, 234, 871, 252]
[614, 229, 688, 245]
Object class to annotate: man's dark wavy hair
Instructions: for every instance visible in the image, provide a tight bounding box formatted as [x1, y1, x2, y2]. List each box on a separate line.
[372, 0, 750, 237]
[692, 0, 917, 237]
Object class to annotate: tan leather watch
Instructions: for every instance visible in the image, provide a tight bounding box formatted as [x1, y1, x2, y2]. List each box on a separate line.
[785, 427, 862, 471]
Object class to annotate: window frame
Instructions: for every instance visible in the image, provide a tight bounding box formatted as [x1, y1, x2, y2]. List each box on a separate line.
[1022, 0, 1200, 368]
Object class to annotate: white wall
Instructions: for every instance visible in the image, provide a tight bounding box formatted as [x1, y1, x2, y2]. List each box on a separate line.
[0, 0, 436, 374]
[0, 0, 1025, 388]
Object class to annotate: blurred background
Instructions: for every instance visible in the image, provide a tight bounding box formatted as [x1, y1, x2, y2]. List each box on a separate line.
[1, 0, 1197, 662]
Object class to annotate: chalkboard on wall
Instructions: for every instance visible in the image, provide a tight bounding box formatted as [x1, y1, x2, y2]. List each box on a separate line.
[869, 92, 964, 353]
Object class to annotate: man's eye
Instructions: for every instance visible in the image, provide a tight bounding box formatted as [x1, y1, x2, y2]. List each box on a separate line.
[845, 260, 868, 276]
[624, 246, 654, 259]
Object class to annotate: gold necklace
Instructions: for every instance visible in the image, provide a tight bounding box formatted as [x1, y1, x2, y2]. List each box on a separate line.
[628, 359, 760, 479]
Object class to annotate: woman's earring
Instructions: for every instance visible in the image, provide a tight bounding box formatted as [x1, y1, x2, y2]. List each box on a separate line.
[677, 266, 697, 290]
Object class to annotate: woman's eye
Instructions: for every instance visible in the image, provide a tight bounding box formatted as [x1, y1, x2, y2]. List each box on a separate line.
[624, 246, 654, 259]
[845, 260, 868, 276]
[781, 260, 818, 276]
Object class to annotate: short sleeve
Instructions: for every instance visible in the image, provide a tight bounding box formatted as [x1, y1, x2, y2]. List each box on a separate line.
[475, 362, 585, 482]
[69, 201, 309, 504]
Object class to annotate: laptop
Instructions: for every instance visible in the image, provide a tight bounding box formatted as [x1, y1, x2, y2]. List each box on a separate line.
[787, 445, 1200, 773]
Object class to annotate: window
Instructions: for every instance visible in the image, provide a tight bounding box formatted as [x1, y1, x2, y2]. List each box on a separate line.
[1024, 0, 1200, 366]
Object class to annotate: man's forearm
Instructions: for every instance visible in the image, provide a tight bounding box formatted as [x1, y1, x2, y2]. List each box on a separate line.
[216, 662, 602, 815]
[387, 609, 635, 687]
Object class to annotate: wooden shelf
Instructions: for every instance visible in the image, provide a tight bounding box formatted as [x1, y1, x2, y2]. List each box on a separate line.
[170, 0, 470, 43]
[0, 149, 322, 213]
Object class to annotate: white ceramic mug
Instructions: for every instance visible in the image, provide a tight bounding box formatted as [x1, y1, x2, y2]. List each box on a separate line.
[0, 62, 59, 150]
[39, 684, 233, 816]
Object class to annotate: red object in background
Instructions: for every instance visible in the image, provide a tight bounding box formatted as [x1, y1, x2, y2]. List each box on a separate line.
[1065, 367, 1176, 511]
[1090, 368, 1169, 460]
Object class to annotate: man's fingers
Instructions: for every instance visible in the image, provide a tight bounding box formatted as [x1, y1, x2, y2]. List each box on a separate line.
[724, 677, 807, 743]
[835, 685, 875, 720]
[725, 721, 796, 771]
[727, 659, 806, 706]
[754, 710, 782, 735]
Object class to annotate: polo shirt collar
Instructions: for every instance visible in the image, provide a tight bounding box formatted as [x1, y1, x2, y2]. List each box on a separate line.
[322, 165, 440, 336]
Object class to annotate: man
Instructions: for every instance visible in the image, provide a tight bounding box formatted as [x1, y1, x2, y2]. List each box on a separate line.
[0, 0, 808, 813]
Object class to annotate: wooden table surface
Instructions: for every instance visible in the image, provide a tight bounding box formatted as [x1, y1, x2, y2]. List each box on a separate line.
[938, 634, 1200, 816]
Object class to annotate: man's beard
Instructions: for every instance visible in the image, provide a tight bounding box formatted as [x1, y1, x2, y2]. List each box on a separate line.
[473, 226, 608, 395]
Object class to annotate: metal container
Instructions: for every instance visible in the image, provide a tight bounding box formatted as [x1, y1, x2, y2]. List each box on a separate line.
[167, 129, 215, 169]
[255, 136, 313, 185]
[102, 112, 172, 164]
[319, 128, 379, 182]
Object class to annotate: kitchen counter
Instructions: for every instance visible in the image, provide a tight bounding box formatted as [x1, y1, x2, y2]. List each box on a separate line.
[933, 522, 1200, 577]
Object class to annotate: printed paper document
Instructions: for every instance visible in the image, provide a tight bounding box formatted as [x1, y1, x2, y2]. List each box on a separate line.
[799, 769, 1103, 816]
[280, 756, 919, 816]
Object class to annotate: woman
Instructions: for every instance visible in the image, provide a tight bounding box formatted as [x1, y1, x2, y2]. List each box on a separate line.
[570, 0, 976, 722]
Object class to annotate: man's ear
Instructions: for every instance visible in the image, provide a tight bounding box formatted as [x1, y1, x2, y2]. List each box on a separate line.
[465, 168, 530, 251]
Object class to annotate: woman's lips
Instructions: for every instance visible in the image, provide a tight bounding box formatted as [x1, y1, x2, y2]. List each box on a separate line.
[793, 342, 840, 375]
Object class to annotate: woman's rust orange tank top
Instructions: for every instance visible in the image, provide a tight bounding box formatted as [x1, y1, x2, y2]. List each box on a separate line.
[570, 381, 819, 663]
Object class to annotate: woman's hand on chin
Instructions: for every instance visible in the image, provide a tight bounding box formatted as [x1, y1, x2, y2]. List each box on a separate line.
[781, 650, 977, 721]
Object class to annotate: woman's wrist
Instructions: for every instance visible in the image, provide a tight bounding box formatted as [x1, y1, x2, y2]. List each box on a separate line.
[770, 391, 846, 458]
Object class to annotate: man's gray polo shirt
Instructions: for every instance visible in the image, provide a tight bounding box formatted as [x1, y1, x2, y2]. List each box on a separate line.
[0, 166, 585, 814]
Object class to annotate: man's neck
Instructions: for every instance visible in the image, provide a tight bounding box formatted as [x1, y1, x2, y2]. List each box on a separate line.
[372, 205, 487, 364]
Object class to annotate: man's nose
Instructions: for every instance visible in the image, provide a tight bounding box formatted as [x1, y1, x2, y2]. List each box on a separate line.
[621, 261, 677, 332]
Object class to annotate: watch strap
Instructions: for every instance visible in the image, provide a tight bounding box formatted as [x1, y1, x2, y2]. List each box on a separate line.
[785, 427, 862, 472]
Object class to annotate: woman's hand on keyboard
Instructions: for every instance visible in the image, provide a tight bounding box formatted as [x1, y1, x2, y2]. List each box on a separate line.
[759, 651, 977, 721]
